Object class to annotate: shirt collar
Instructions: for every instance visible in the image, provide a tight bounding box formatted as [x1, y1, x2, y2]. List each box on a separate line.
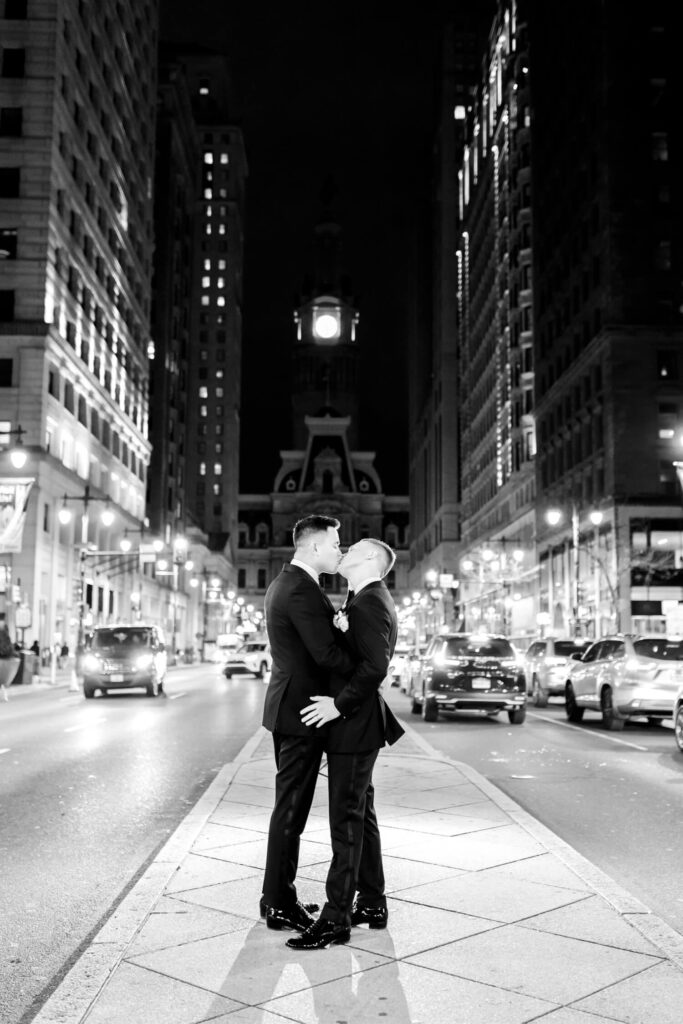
[290, 558, 320, 584]
[353, 576, 382, 595]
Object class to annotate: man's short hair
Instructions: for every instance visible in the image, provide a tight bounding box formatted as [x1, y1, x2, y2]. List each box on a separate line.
[365, 538, 396, 578]
[293, 514, 340, 549]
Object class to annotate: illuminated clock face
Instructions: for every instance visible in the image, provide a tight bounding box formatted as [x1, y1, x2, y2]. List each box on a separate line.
[313, 312, 340, 342]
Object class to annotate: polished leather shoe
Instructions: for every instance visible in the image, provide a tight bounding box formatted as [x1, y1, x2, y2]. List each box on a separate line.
[351, 902, 388, 929]
[266, 902, 316, 932]
[286, 918, 351, 950]
[259, 898, 318, 919]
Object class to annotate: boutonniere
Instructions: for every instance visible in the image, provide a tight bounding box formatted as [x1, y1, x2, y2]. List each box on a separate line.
[333, 609, 349, 633]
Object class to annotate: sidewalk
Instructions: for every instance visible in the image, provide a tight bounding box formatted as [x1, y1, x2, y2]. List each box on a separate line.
[30, 716, 683, 1024]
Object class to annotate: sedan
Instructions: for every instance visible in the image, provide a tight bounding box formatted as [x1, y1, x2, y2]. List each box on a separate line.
[565, 634, 683, 731]
[409, 632, 527, 724]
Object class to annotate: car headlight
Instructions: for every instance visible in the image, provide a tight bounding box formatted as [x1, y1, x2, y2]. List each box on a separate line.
[82, 653, 101, 673]
[135, 653, 154, 670]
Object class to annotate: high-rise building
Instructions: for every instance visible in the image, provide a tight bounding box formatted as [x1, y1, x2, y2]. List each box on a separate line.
[451, 0, 683, 640]
[530, 0, 683, 638]
[148, 45, 247, 659]
[0, 0, 161, 650]
[454, 0, 536, 637]
[181, 50, 246, 562]
[408, 6, 495, 619]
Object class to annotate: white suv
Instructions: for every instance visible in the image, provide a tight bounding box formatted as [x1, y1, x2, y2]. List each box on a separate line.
[223, 640, 272, 679]
[523, 637, 591, 707]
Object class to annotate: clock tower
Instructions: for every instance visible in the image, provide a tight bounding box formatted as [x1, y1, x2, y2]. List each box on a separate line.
[291, 219, 360, 449]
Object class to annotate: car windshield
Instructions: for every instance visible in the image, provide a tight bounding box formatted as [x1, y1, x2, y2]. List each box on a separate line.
[239, 643, 265, 652]
[633, 638, 683, 661]
[91, 628, 152, 649]
[442, 637, 514, 659]
[554, 641, 588, 657]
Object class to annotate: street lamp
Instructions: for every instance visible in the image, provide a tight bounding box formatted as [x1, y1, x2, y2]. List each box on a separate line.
[0, 423, 28, 469]
[545, 503, 608, 637]
[58, 485, 117, 684]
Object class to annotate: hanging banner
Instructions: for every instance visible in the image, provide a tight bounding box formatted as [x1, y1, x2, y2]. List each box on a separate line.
[0, 478, 34, 554]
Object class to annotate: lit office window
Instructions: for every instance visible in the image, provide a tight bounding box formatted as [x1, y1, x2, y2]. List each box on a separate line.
[201, 295, 209, 306]
[216, 387, 223, 398]
[213, 462, 221, 475]
[204, 258, 211, 270]
[204, 188, 212, 200]
[200, 405, 207, 417]
[218, 259, 226, 270]
[217, 277, 225, 289]
[202, 276, 210, 288]
[218, 224, 226, 235]
[216, 369, 224, 379]
[216, 296, 225, 307]
[199, 462, 206, 476]
[205, 224, 212, 236]
[199, 387, 208, 398]
[220, 153, 229, 165]
[203, 152, 213, 164]
[659, 428, 674, 439]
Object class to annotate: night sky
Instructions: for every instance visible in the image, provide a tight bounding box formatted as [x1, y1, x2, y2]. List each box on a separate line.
[160, 2, 459, 494]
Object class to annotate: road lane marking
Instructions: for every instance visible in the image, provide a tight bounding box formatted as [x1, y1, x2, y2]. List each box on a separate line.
[528, 711, 649, 751]
[0, 748, 10, 755]
[63, 717, 107, 733]
[168, 692, 186, 700]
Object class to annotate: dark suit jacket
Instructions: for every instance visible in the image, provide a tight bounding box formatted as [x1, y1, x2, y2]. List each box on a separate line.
[262, 564, 355, 736]
[326, 580, 405, 753]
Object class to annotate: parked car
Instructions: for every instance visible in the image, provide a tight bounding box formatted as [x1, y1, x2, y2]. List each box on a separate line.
[409, 632, 527, 724]
[523, 636, 591, 706]
[81, 624, 167, 698]
[389, 644, 413, 690]
[565, 634, 683, 731]
[223, 640, 272, 679]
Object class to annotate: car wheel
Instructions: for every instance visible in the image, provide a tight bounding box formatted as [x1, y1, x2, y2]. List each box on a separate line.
[257, 661, 268, 679]
[675, 705, 683, 753]
[531, 675, 549, 708]
[410, 696, 421, 715]
[565, 682, 584, 723]
[224, 671, 232, 679]
[600, 686, 624, 731]
[508, 707, 526, 724]
[146, 677, 159, 698]
[422, 697, 438, 722]
[84, 685, 96, 699]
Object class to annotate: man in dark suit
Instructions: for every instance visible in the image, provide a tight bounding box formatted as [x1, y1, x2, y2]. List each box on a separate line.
[288, 538, 404, 950]
[260, 514, 356, 933]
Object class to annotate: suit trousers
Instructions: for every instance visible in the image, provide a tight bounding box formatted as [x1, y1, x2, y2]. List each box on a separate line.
[321, 749, 383, 926]
[262, 732, 325, 909]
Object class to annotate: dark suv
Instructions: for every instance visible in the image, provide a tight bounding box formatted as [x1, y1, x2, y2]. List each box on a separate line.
[410, 633, 527, 724]
[81, 624, 167, 698]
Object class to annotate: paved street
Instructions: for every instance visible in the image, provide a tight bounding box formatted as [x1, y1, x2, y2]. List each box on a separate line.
[4, 676, 683, 1022]
[0, 664, 265, 1024]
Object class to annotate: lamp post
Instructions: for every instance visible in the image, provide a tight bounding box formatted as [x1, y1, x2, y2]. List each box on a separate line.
[58, 485, 116, 687]
[0, 425, 32, 649]
[546, 503, 605, 638]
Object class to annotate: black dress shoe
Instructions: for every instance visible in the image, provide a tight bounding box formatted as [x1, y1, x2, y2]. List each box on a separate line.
[260, 898, 319, 919]
[286, 918, 351, 950]
[266, 902, 316, 932]
[351, 902, 388, 929]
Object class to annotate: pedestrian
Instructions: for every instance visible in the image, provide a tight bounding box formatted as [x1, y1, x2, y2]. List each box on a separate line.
[289, 538, 404, 950]
[30, 639, 40, 657]
[0, 624, 21, 701]
[60, 642, 69, 665]
[260, 514, 356, 932]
